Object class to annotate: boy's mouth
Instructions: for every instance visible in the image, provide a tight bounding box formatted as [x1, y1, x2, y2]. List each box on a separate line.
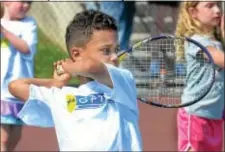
[214, 16, 220, 20]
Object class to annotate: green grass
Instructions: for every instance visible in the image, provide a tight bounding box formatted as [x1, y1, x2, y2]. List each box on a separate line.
[34, 29, 79, 85]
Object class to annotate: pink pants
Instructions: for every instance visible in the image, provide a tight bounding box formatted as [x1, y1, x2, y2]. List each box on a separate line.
[177, 108, 224, 151]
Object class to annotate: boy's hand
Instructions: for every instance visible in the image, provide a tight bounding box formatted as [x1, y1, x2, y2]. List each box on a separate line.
[53, 60, 72, 85]
[60, 58, 78, 76]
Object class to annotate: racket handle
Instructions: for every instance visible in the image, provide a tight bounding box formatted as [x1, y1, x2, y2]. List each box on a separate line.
[118, 51, 126, 57]
[56, 65, 64, 75]
[132, 39, 149, 50]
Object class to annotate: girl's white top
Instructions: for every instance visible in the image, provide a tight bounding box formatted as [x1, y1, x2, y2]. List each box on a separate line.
[1, 17, 37, 103]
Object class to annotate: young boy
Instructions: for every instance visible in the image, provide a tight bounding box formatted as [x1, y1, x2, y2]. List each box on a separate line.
[8, 10, 142, 151]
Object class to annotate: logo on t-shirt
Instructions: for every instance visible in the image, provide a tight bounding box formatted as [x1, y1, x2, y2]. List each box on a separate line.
[65, 93, 113, 112]
[66, 94, 77, 113]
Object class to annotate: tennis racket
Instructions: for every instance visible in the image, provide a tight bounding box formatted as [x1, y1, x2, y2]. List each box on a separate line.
[118, 35, 215, 108]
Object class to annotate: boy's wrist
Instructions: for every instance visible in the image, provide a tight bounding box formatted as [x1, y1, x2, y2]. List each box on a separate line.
[52, 79, 68, 88]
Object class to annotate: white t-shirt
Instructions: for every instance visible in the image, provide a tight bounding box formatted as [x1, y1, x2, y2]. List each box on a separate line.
[18, 64, 142, 151]
[1, 16, 38, 102]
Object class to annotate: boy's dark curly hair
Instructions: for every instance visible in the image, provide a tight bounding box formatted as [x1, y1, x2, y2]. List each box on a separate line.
[65, 10, 117, 54]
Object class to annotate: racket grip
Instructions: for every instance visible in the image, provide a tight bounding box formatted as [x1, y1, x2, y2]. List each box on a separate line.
[56, 65, 64, 75]
[132, 41, 144, 50]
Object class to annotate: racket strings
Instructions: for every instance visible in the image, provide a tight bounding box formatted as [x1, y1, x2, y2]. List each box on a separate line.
[119, 37, 214, 106]
[120, 38, 184, 105]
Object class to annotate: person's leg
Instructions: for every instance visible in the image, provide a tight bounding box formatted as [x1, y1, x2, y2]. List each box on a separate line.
[118, 2, 135, 50]
[84, 1, 135, 50]
[84, 2, 99, 10]
[8, 125, 22, 151]
[99, 2, 123, 22]
[1, 124, 11, 151]
[1, 124, 22, 152]
[99, 1, 124, 46]
[1, 101, 24, 151]
[100, 2, 135, 50]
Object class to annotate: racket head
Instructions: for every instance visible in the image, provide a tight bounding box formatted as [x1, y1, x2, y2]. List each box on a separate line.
[119, 35, 215, 108]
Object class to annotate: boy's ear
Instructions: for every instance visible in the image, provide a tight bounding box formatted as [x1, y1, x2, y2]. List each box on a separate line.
[70, 47, 82, 61]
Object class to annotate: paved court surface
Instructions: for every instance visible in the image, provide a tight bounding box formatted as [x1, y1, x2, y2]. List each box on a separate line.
[15, 102, 179, 151]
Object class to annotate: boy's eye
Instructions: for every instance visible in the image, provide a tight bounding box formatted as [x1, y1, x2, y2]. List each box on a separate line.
[101, 48, 111, 55]
[100, 46, 119, 56]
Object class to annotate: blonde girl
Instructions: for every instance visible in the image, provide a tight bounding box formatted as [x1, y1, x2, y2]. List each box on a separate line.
[1, 1, 37, 151]
[175, 1, 224, 151]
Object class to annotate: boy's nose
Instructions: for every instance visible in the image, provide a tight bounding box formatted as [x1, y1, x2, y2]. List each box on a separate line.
[111, 53, 118, 65]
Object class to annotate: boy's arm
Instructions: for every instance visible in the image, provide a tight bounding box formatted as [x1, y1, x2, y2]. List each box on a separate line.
[60, 58, 138, 112]
[9, 78, 66, 102]
[9, 63, 71, 101]
[61, 58, 113, 88]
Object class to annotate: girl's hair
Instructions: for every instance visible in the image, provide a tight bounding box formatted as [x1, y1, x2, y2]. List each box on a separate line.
[175, 2, 224, 60]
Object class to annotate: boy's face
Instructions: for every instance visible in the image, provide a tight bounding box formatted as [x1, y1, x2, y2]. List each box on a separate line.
[72, 30, 119, 66]
[4, 1, 31, 19]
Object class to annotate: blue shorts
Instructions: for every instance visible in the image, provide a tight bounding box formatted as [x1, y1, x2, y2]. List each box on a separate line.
[1, 100, 24, 125]
[1, 115, 24, 125]
[1, 99, 54, 127]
